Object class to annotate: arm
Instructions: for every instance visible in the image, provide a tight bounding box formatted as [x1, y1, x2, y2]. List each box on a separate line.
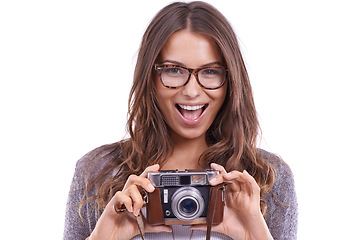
[264, 158, 298, 240]
[63, 158, 95, 240]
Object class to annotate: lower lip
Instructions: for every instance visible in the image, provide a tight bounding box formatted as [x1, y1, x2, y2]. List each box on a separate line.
[176, 106, 207, 126]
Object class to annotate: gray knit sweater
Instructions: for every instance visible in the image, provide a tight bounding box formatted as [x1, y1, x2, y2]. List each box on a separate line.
[63, 145, 298, 240]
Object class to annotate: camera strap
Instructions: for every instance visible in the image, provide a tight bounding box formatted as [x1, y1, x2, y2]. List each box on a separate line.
[136, 214, 145, 240]
[206, 183, 226, 240]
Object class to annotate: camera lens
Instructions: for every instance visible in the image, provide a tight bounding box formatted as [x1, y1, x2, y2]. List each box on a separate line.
[180, 199, 196, 214]
[171, 187, 205, 221]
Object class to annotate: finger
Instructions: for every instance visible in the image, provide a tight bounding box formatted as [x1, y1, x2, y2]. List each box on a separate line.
[127, 185, 146, 216]
[223, 170, 259, 197]
[228, 170, 258, 196]
[210, 163, 227, 174]
[123, 174, 155, 193]
[139, 164, 160, 178]
[222, 171, 244, 192]
[223, 171, 246, 183]
[209, 163, 227, 185]
[112, 191, 134, 214]
[243, 170, 260, 197]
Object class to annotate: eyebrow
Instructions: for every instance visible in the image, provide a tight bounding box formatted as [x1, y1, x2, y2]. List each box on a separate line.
[159, 60, 223, 68]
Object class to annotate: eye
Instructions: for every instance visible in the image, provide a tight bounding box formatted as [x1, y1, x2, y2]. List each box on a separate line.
[200, 68, 223, 77]
[163, 67, 185, 76]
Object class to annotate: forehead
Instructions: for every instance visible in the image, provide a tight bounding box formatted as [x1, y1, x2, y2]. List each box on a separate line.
[158, 30, 223, 67]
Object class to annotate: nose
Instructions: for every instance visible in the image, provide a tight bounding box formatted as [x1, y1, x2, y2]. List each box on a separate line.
[181, 73, 202, 98]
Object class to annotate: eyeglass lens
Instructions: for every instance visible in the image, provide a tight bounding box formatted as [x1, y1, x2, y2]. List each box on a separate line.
[158, 65, 226, 89]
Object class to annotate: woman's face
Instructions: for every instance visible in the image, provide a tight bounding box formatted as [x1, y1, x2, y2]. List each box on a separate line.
[155, 30, 227, 141]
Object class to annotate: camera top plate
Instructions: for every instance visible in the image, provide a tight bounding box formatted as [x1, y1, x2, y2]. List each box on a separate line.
[148, 169, 218, 187]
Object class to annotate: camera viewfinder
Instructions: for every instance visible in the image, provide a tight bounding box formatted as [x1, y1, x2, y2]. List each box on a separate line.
[191, 175, 206, 185]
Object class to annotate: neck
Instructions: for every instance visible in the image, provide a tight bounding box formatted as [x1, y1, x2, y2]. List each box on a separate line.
[161, 134, 208, 171]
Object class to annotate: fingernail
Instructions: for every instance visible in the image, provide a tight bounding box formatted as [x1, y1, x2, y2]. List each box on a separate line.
[134, 209, 140, 216]
[147, 184, 155, 192]
[209, 178, 217, 184]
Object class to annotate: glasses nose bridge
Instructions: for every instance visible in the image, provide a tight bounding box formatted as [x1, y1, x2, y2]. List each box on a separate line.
[186, 67, 200, 84]
[181, 67, 203, 95]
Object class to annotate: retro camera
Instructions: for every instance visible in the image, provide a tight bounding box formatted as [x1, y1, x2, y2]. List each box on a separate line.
[146, 169, 225, 225]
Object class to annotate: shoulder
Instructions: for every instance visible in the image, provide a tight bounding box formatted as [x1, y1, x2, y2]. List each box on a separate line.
[258, 149, 294, 185]
[258, 149, 291, 174]
[258, 149, 296, 204]
[68, 142, 122, 194]
[75, 142, 122, 176]
[77, 141, 122, 166]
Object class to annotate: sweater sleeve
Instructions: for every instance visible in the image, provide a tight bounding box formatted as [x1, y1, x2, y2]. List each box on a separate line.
[63, 144, 120, 240]
[262, 152, 298, 240]
[63, 156, 97, 240]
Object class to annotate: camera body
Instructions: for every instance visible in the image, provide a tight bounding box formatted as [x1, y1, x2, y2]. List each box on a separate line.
[146, 169, 224, 225]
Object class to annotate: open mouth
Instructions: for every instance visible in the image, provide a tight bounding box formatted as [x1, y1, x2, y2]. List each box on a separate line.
[176, 104, 208, 120]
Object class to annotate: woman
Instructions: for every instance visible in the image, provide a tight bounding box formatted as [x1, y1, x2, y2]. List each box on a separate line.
[63, 1, 298, 240]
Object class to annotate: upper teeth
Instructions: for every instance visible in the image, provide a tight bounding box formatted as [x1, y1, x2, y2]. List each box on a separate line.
[178, 104, 205, 111]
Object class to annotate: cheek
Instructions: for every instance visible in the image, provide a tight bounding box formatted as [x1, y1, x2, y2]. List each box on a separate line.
[210, 86, 228, 108]
[209, 88, 228, 121]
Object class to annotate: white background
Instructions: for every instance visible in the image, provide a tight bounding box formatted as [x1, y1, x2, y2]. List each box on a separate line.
[1, 0, 359, 239]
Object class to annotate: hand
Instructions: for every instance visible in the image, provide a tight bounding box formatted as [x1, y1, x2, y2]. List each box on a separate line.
[88, 164, 171, 240]
[190, 163, 273, 240]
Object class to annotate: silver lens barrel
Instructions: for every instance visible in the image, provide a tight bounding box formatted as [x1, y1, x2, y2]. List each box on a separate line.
[171, 187, 205, 221]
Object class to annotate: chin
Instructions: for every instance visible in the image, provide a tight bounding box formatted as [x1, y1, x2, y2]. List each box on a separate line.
[172, 128, 208, 141]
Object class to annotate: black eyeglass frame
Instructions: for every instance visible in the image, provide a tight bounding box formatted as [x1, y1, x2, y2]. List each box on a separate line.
[154, 64, 228, 90]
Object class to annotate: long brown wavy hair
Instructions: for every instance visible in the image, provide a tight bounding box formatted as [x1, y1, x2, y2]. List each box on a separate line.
[81, 1, 276, 216]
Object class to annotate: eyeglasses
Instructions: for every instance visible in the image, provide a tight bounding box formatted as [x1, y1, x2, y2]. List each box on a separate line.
[154, 64, 227, 90]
